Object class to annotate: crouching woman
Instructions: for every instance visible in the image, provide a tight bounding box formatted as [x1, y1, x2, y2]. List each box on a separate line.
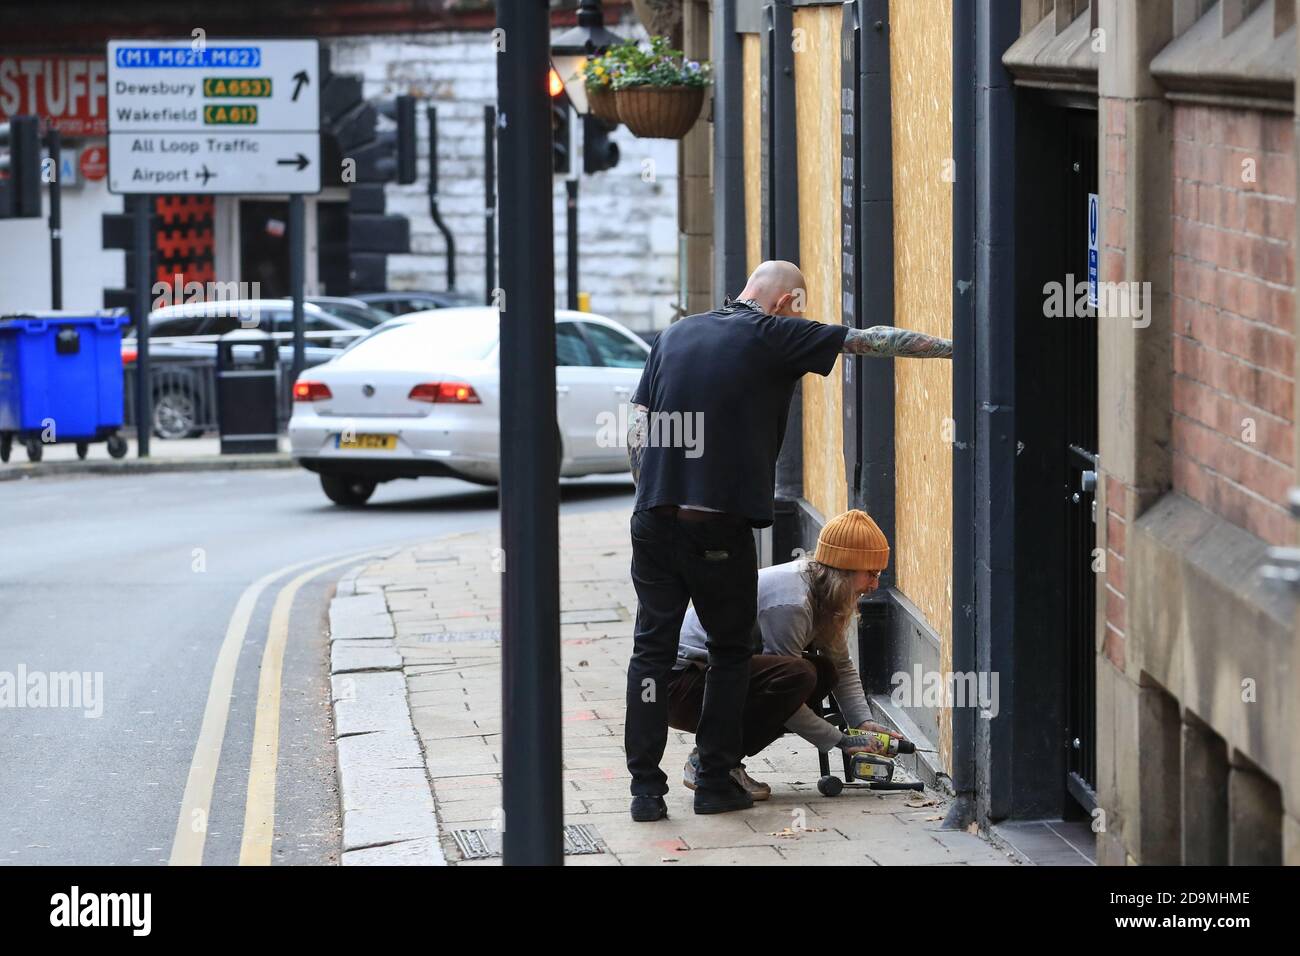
[668, 510, 908, 798]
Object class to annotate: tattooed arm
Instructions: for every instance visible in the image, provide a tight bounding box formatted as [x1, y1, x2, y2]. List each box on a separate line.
[627, 403, 648, 487]
[843, 326, 953, 359]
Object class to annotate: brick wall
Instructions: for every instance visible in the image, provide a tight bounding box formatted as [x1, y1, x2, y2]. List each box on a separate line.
[327, 26, 680, 335]
[1170, 103, 1296, 547]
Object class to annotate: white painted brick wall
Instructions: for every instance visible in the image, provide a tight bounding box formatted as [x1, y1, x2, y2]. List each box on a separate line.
[327, 23, 680, 335]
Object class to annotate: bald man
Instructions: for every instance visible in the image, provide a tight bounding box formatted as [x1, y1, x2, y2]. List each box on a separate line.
[623, 260, 951, 821]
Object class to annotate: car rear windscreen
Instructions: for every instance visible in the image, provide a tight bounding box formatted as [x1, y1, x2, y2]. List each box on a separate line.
[337, 316, 498, 365]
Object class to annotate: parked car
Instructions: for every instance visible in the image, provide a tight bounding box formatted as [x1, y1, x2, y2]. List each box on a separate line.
[289, 307, 649, 505]
[122, 323, 341, 440]
[127, 299, 370, 351]
[281, 296, 394, 329]
[354, 290, 479, 317]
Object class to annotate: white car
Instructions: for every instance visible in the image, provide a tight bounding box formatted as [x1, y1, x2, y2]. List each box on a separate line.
[289, 307, 649, 505]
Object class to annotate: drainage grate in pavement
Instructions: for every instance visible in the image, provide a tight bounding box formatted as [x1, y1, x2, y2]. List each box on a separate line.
[451, 828, 500, 860]
[559, 608, 625, 625]
[450, 824, 605, 860]
[562, 824, 605, 855]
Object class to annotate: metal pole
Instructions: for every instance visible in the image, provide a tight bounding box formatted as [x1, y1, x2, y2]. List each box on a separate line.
[47, 129, 62, 310]
[565, 177, 578, 311]
[427, 105, 457, 291]
[484, 104, 497, 305]
[496, 0, 562, 866]
[289, 193, 305, 384]
[132, 194, 152, 458]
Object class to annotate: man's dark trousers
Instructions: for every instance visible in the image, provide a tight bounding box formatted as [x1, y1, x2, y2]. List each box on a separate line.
[626, 508, 757, 796]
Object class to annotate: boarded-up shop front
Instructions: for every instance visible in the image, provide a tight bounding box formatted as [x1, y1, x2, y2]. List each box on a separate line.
[713, 0, 958, 793]
[703, 0, 1104, 841]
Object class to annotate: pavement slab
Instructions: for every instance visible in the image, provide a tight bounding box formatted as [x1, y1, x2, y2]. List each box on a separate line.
[326, 506, 1016, 867]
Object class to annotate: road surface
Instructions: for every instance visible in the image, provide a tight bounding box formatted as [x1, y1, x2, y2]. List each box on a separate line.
[0, 467, 634, 865]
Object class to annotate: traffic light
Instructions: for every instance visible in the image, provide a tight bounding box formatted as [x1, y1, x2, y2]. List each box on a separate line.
[0, 116, 41, 219]
[376, 94, 418, 185]
[552, 102, 572, 175]
[549, 68, 572, 176]
[101, 204, 156, 313]
[583, 115, 619, 174]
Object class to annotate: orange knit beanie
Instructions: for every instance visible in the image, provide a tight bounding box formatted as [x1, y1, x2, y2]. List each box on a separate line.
[813, 509, 890, 571]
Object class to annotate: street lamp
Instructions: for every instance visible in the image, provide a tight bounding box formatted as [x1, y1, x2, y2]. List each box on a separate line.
[551, 0, 623, 116]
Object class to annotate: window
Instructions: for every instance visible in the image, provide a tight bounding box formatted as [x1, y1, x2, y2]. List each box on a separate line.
[150, 316, 206, 338]
[580, 322, 647, 368]
[556, 324, 595, 366]
[336, 315, 499, 367]
[385, 299, 423, 317]
[270, 311, 333, 334]
[206, 309, 277, 336]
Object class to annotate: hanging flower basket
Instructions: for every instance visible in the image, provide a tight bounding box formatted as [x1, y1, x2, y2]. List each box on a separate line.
[586, 85, 622, 125]
[586, 36, 712, 140]
[614, 85, 705, 139]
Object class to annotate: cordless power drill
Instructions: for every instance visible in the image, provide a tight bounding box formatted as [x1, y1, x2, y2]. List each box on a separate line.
[843, 728, 919, 786]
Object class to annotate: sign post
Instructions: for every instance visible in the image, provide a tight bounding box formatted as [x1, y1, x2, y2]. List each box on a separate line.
[132, 193, 152, 459]
[47, 128, 63, 309]
[106, 38, 321, 454]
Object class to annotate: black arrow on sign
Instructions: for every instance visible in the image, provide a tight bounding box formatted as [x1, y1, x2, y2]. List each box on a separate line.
[277, 153, 310, 171]
[291, 71, 309, 102]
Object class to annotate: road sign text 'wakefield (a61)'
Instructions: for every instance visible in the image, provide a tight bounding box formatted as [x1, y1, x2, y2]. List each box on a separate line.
[107, 39, 320, 195]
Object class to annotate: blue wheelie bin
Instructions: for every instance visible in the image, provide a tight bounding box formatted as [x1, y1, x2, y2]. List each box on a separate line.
[0, 311, 131, 463]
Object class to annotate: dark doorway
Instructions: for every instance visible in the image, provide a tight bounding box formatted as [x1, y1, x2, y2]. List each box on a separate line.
[1013, 96, 1099, 820]
[317, 201, 350, 296]
[239, 200, 290, 297]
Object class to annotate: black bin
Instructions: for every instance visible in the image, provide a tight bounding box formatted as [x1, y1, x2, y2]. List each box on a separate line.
[217, 329, 279, 454]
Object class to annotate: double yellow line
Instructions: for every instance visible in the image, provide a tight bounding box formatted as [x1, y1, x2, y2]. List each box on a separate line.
[168, 546, 398, 866]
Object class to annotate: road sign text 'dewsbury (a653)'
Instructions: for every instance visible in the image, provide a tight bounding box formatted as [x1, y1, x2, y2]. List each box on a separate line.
[106, 39, 320, 194]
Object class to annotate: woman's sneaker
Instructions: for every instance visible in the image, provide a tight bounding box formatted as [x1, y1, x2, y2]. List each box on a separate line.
[682, 747, 702, 789]
[732, 763, 771, 801]
[683, 747, 770, 801]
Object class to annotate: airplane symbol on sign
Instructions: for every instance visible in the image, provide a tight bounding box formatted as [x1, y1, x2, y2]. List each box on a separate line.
[196, 164, 216, 186]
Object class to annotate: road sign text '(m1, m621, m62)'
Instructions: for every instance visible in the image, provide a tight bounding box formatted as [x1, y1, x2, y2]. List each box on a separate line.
[106, 38, 320, 195]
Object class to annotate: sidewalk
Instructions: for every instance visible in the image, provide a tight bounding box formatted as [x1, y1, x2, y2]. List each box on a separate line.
[0, 434, 293, 481]
[328, 507, 1018, 866]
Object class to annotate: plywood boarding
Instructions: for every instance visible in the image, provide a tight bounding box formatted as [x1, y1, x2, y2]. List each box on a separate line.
[890, 0, 954, 770]
[794, 6, 847, 524]
[743, 34, 763, 277]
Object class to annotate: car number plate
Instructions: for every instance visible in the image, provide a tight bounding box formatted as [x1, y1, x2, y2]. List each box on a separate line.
[336, 434, 397, 451]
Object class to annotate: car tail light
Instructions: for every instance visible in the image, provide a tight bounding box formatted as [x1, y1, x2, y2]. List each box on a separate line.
[293, 380, 333, 402]
[121, 348, 137, 364]
[408, 382, 481, 404]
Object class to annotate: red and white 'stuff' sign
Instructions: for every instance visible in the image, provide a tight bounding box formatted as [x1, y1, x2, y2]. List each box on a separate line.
[0, 55, 108, 136]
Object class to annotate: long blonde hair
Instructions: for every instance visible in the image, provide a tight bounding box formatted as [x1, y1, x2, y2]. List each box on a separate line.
[801, 559, 859, 647]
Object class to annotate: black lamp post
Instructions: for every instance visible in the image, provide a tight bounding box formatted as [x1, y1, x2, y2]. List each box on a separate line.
[551, 0, 624, 115]
[498, 0, 563, 867]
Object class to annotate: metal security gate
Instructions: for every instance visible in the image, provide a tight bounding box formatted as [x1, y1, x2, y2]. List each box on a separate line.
[1061, 110, 1099, 812]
